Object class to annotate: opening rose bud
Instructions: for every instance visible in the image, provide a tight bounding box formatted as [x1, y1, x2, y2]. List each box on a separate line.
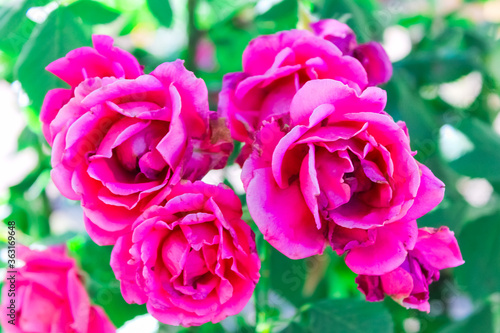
[110, 181, 260, 326]
[356, 227, 465, 312]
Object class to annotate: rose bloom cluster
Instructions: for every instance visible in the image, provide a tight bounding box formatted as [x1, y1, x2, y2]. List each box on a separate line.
[6, 18, 463, 331]
[223, 19, 463, 311]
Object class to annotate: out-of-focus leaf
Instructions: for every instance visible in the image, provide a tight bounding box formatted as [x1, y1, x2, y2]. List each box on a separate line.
[385, 70, 439, 161]
[399, 51, 478, 85]
[455, 212, 500, 300]
[17, 126, 39, 151]
[209, 19, 255, 80]
[0, 0, 40, 56]
[146, 0, 172, 27]
[319, 0, 383, 42]
[449, 118, 500, 181]
[325, 252, 358, 300]
[279, 322, 306, 333]
[68, 235, 148, 328]
[15, 5, 91, 111]
[269, 246, 308, 307]
[256, 0, 298, 33]
[301, 298, 393, 333]
[68, 0, 120, 25]
[439, 302, 495, 333]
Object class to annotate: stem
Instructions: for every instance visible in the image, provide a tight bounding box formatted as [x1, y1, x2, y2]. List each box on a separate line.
[186, 0, 199, 73]
[255, 238, 271, 333]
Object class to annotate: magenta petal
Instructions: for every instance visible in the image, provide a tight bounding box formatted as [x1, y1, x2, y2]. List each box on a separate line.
[380, 267, 413, 299]
[345, 220, 418, 275]
[353, 42, 393, 86]
[355, 275, 384, 302]
[150, 60, 209, 138]
[91, 34, 142, 79]
[299, 144, 322, 229]
[110, 236, 148, 304]
[81, 75, 164, 109]
[51, 165, 81, 200]
[40, 88, 72, 144]
[45, 47, 111, 87]
[310, 19, 357, 54]
[272, 104, 334, 188]
[156, 85, 187, 169]
[289, 79, 386, 126]
[403, 163, 445, 221]
[414, 227, 464, 270]
[246, 167, 326, 259]
[66, 269, 91, 330]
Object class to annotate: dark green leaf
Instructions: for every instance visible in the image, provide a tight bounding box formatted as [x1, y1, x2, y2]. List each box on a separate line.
[455, 212, 500, 300]
[256, 0, 298, 33]
[146, 0, 172, 27]
[279, 322, 307, 333]
[449, 118, 500, 181]
[15, 6, 91, 112]
[68, 0, 120, 25]
[303, 298, 394, 333]
[0, 0, 40, 56]
[17, 126, 39, 151]
[439, 302, 495, 333]
[386, 70, 439, 160]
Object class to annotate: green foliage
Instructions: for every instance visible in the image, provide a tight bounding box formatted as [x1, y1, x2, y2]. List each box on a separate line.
[68, 0, 120, 25]
[15, 5, 91, 111]
[455, 213, 500, 300]
[449, 118, 500, 181]
[281, 299, 393, 332]
[147, 0, 173, 27]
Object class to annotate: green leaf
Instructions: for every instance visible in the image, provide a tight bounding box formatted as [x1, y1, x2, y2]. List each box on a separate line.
[68, 0, 120, 25]
[0, 0, 40, 56]
[455, 212, 500, 300]
[146, 0, 172, 27]
[302, 298, 394, 333]
[449, 118, 500, 181]
[256, 0, 298, 33]
[14, 5, 91, 112]
[386, 70, 439, 161]
[279, 322, 306, 333]
[439, 302, 495, 333]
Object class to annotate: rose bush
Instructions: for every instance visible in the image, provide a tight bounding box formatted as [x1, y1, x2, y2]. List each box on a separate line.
[242, 79, 445, 272]
[0, 246, 115, 332]
[356, 227, 464, 311]
[41, 36, 232, 245]
[110, 181, 260, 326]
[218, 19, 392, 163]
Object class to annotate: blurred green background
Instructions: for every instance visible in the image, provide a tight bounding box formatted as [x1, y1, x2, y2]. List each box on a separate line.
[1, 0, 500, 332]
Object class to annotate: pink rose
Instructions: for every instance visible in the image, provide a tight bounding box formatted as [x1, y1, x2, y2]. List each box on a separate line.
[110, 181, 260, 326]
[1, 246, 115, 333]
[356, 227, 464, 312]
[241, 79, 445, 264]
[218, 19, 392, 163]
[41, 36, 232, 245]
[41, 35, 143, 144]
[310, 19, 393, 86]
